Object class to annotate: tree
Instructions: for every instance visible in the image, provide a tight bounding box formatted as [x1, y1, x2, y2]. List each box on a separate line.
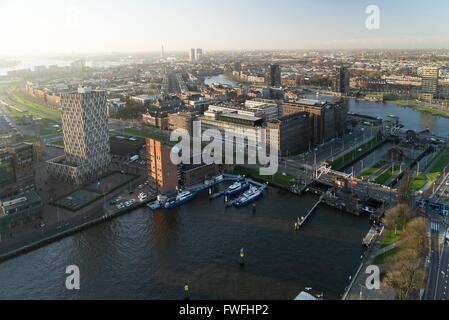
[383, 203, 415, 234]
[383, 216, 429, 300]
[402, 217, 429, 256]
[384, 248, 425, 300]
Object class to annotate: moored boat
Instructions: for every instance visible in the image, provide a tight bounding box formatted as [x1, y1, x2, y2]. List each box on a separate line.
[234, 187, 263, 208]
[147, 201, 161, 211]
[224, 181, 250, 197]
[164, 190, 198, 209]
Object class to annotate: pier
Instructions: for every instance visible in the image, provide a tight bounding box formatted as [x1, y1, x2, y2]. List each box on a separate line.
[297, 196, 323, 228]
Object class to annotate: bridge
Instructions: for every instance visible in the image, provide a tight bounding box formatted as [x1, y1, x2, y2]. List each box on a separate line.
[315, 164, 353, 180]
[414, 198, 449, 216]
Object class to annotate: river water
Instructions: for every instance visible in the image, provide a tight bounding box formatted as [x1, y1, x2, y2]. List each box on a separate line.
[0, 188, 370, 300]
[347, 99, 449, 138]
[205, 75, 449, 137]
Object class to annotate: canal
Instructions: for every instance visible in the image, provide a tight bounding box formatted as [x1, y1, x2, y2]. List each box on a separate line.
[0, 188, 370, 300]
[347, 99, 449, 138]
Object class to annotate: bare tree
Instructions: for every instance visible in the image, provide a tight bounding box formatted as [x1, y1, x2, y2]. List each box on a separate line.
[383, 203, 416, 234]
[383, 216, 429, 300]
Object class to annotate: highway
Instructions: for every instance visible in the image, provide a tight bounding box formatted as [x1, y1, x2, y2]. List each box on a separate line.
[426, 218, 449, 300]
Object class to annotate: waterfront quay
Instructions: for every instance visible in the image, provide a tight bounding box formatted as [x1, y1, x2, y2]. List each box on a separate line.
[0, 155, 153, 262]
[0, 172, 266, 262]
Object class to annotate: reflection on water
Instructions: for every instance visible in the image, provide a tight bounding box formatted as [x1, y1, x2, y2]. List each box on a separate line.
[347, 99, 449, 137]
[0, 188, 370, 300]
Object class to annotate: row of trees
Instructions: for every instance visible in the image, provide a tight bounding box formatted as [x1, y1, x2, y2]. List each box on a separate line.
[383, 203, 429, 300]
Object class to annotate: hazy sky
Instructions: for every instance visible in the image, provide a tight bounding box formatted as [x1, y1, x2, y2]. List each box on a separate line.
[1, 0, 448, 56]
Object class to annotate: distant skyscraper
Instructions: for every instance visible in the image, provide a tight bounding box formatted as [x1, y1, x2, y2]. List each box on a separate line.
[161, 45, 165, 59]
[196, 48, 203, 61]
[189, 48, 196, 63]
[332, 66, 350, 95]
[265, 64, 281, 87]
[47, 88, 111, 184]
[421, 67, 439, 95]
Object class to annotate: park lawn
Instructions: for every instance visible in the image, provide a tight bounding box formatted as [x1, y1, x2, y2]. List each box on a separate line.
[6, 106, 26, 119]
[359, 160, 386, 180]
[52, 140, 64, 146]
[374, 165, 401, 185]
[381, 229, 403, 248]
[38, 127, 62, 136]
[234, 166, 295, 187]
[385, 96, 449, 119]
[375, 170, 393, 185]
[9, 90, 61, 121]
[372, 248, 399, 265]
[411, 173, 428, 191]
[331, 138, 382, 170]
[425, 149, 449, 182]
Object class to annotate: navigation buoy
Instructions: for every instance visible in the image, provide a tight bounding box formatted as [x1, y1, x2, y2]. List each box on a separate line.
[184, 284, 190, 300]
[240, 248, 245, 266]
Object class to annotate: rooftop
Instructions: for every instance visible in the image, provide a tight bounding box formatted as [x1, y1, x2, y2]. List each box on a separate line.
[0, 190, 41, 212]
[219, 112, 263, 122]
[295, 99, 327, 107]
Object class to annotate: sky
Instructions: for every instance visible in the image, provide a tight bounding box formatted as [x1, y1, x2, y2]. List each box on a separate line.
[0, 0, 448, 56]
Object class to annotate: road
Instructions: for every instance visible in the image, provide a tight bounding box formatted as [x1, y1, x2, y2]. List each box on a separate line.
[426, 217, 449, 300]
[433, 172, 449, 204]
[278, 125, 383, 183]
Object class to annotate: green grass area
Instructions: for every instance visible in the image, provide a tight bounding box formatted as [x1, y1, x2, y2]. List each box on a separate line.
[234, 166, 295, 187]
[10, 92, 61, 121]
[381, 229, 403, 248]
[359, 160, 386, 180]
[331, 138, 383, 170]
[374, 164, 401, 185]
[411, 173, 428, 191]
[372, 248, 399, 265]
[38, 127, 62, 137]
[428, 149, 449, 182]
[409, 149, 449, 192]
[5, 106, 26, 119]
[52, 140, 64, 146]
[385, 96, 449, 119]
[2, 85, 61, 121]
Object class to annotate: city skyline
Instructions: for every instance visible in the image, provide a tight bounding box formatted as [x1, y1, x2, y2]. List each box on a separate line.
[1, 0, 449, 56]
